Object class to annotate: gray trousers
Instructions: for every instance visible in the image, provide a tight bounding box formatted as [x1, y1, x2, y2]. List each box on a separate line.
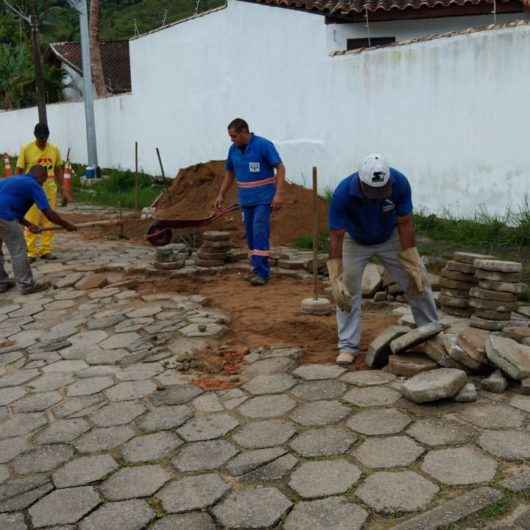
[337, 231, 438, 354]
[0, 219, 34, 289]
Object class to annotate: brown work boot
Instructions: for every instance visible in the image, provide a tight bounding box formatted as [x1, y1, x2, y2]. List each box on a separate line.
[21, 282, 50, 295]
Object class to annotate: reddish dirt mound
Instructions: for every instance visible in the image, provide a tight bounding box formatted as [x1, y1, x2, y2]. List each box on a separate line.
[154, 161, 329, 247]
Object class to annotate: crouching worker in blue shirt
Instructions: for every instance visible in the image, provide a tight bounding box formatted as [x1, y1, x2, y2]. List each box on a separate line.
[0, 165, 77, 295]
[215, 118, 286, 286]
[328, 154, 438, 366]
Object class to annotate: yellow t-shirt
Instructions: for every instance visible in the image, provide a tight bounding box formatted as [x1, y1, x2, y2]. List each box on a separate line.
[17, 141, 62, 178]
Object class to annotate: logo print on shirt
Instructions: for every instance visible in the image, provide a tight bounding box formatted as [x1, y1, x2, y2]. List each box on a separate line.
[249, 162, 260, 173]
[382, 199, 395, 213]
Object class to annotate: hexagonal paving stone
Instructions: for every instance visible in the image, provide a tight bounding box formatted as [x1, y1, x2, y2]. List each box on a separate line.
[421, 446, 497, 485]
[232, 419, 297, 449]
[289, 460, 362, 498]
[177, 413, 239, 441]
[116, 364, 164, 381]
[29, 486, 101, 527]
[66, 377, 115, 397]
[0, 437, 31, 463]
[291, 380, 348, 401]
[0, 513, 27, 530]
[105, 381, 156, 401]
[90, 401, 146, 427]
[343, 386, 401, 407]
[243, 454, 299, 482]
[356, 471, 439, 513]
[74, 426, 136, 453]
[479, 430, 530, 460]
[347, 408, 411, 436]
[0, 465, 8, 485]
[121, 432, 183, 463]
[11, 391, 63, 413]
[12, 444, 74, 475]
[100, 332, 140, 350]
[456, 404, 524, 429]
[243, 374, 297, 395]
[284, 497, 368, 530]
[43, 360, 88, 373]
[192, 393, 224, 412]
[289, 426, 356, 457]
[0, 413, 48, 439]
[407, 418, 476, 446]
[78, 499, 155, 530]
[35, 418, 91, 444]
[290, 400, 351, 426]
[53, 395, 105, 419]
[53, 455, 119, 488]
[226, 447, 287, 476]
[510, 395, 530, 413]
[293, 364, 346, 380]
[212, 487, 292, 528]
[151, 513, 216, 530]
[340, 370, 396, 386]
[0, 369, 39, 388]
[138, 405, 193, 432]
[0, 475, 54, 512]
[157, 474, 230, 513]
[354, 436, 425, 469]
[150, 384, 203, 406]
[28, 372, 75, 392]
[126, 305, 162, 318]
[0, 387, 26, 406]
[172, 440, 238, 472]
[100, 465, 172, 500]
[238, 395, 297, 418]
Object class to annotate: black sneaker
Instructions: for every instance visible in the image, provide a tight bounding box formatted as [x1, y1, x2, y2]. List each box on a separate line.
[28, 256, 38, 263]
[40, 254, 58, 260]
[0, 281, 15, 293]
[21, 282, 50, 295]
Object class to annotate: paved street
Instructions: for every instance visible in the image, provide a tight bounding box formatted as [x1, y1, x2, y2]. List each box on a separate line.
[0, 234, 529, 530]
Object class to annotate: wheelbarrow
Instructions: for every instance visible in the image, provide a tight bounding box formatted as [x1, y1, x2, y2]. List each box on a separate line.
[146, 204, 240, 246]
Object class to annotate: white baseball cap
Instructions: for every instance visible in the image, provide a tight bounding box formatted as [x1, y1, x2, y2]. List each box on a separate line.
[358, 153, 392, 199]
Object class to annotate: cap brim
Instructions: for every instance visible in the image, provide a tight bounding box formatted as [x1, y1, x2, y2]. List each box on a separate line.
[360, 181, 392, 200]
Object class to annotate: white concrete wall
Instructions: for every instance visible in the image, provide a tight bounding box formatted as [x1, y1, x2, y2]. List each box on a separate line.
[326, 13, 528, 52]
[1, 1, 530, 218]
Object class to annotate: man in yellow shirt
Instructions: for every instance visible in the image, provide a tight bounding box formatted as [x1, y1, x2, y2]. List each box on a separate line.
[16, 123, 64, 260]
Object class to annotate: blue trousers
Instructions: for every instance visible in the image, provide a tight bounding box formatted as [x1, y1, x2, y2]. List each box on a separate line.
[243, 204, 271, 279]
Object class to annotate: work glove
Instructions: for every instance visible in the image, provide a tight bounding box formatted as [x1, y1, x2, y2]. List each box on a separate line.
[399, 247, 428, 295]
[327, 258, 353, 312]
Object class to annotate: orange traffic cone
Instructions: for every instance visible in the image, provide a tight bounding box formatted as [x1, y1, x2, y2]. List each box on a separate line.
[62, 162, 75, 203]
[3, 154, 13, 178]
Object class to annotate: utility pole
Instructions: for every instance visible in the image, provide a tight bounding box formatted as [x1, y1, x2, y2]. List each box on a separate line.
[67, 0, 99, 175]
[4, 0, 47, 124]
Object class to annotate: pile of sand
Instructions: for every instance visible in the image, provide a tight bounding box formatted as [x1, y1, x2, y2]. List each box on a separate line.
[154, 161, 329, 247]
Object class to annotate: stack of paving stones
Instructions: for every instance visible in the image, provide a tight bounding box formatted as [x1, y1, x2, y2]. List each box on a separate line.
[154, 243, 190, 271]
[196, 231, 232, 268]
[470, 258, 523, 331]
[439, 252, 494, 318]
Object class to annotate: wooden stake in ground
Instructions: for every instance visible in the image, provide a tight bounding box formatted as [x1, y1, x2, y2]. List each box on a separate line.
[134, 141, 139, 211]
[301, 166, 333, 316]
[312, 166, 319, 300]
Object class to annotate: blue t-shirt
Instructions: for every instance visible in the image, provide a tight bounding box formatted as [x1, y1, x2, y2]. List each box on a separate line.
[225, 134, 282, 207]
[0, 175, 50, 222]
[329, 168, 413, 245]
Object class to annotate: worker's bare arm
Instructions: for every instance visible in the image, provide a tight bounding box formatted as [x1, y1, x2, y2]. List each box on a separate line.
[397, 214, 416, 250]
[329, 229, 345, 260]
[42, 208, 77, 231]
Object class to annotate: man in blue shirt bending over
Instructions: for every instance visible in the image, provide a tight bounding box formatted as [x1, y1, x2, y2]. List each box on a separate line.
[0, 165, 77, 295]
[216, 118, 286, 286]
[328, 154, 438, 366]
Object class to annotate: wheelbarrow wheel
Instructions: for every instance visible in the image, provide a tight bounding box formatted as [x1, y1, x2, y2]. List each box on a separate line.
[146, 223, 173, 246]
